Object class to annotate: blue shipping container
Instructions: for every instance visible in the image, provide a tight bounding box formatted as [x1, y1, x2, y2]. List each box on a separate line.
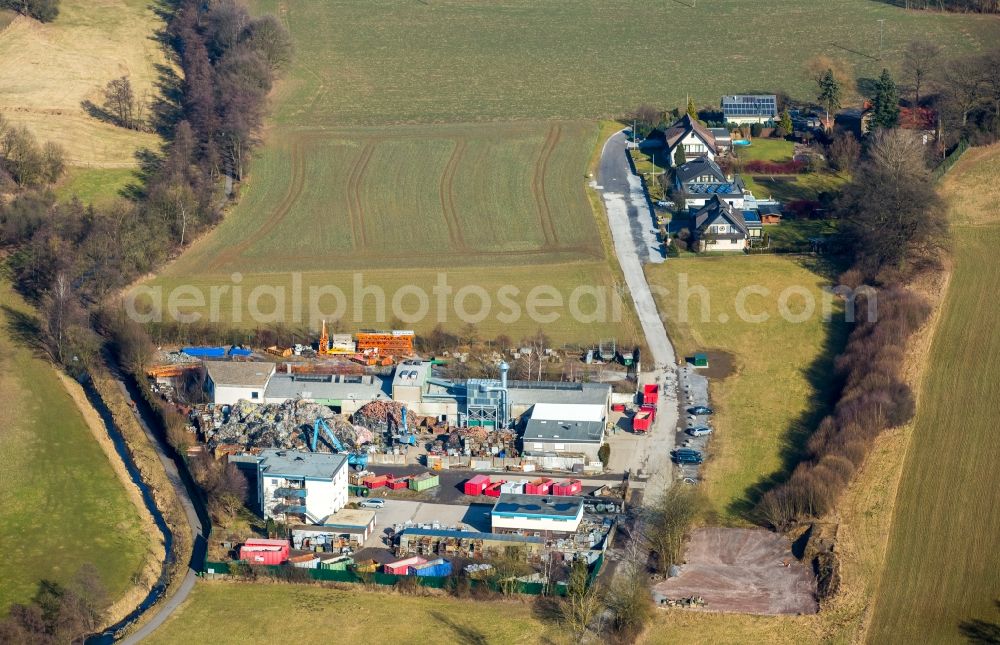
[411, 559, 452, 577]
[229, 347, 253, 357]
[182, 346, 227, 358]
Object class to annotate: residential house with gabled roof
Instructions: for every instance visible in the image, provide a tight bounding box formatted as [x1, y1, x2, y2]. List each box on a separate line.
[664, 114, 718, 167]
[691, 195, 763, 251]
[673, 156, 749, 209]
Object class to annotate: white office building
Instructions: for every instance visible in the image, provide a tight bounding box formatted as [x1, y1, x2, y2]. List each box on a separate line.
[257, 450, 348, 524]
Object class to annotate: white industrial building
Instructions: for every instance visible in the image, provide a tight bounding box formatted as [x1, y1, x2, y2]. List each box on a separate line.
[257, 450, 348, 524]
[204, 361, 275, 405]
[264, 371, 391, 413]
[521, 403, 607, 462]
[491, 493, 584, 535]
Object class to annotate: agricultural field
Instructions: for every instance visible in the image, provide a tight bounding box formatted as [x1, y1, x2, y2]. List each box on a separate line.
[0, 0, 164, 167]
[252, 0, 998, 126]
[145, 581, 564, 645]
[646, 255, 847, 523]
[169, 121, 603, 275]
[867, 144, 1000, 643]
[145, 0, 998, 339]
[0, 281, 150, 613]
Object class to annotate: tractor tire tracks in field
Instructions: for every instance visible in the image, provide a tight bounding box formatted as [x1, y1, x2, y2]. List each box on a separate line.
[532, 123, 561, 248]
[347, 142, 374, 249]
[208, 138, 306, 272]
[439, 139, 468, 250]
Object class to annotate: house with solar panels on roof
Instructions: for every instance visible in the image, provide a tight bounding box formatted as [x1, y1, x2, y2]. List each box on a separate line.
[673, 156, 749, 210]
[663, 114, 718, 167]
[722, 94, 778, 125]
[690, 195, 763, 252]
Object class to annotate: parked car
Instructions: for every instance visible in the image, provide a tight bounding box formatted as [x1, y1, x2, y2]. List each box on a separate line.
[360, 498, 385, 509]
[688, 405, 714, 415]
[671, 448, 704, 465]
[687, 426, 713, 437]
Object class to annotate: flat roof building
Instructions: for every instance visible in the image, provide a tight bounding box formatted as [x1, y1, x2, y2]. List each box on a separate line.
[491, 493, 585, 535]
[257, 450, 349, 524]
[521, 402, 607, 462]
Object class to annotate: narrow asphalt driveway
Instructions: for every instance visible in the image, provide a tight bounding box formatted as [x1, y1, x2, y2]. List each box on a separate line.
[596, 130, 678, 503]
[115, 362, 207, 645]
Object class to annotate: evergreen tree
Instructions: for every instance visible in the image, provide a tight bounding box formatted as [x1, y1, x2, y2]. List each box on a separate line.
[779, 109, 793, 135]
[869, 68, 900, 132]
[673, 143, 686, 167]
[687, 97, 697, 119]
[817, 69, 842, 127]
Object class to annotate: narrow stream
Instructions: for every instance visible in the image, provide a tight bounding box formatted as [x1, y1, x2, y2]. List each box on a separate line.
[81, 377, 173, 644]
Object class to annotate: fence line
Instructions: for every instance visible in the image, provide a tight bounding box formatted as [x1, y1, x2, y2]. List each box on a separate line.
[933, 139, 969, 182]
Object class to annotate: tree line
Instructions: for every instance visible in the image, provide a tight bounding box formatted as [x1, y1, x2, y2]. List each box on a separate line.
[888, 0, 999, 12]
[0, 564, 108, 644]
[756, 129, 945, 529]
[1, 0, 59, 22]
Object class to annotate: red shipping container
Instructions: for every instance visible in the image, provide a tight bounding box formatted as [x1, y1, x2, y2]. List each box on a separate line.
[525, 478, 553, 495]
[553, 479, 583, 495]
[464, 474, 491, 496]
[384, 556, 426, 575]
[640, 403, 657, 422]
[366, 475, 388, 489]
[387, 479, 409, 490]
[643, 384, 660, 405]
[240, 538, 289, 566]
[484, 481, 505, 497]
[632, 411, 652, 432]
[611, 403, 626, 412]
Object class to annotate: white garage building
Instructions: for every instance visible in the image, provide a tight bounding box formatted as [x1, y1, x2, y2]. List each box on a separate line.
[521, 402, 607, 462]
[204, 361, 275, 405]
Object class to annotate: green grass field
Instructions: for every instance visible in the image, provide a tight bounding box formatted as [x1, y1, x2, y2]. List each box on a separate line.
[646, 255, 846, 523]
[0, 281, 149, 613]
[54, 167, 139, 207]
[867, 144, 1000, 643]
[168, 121, 603, 275]
[145, 581, 564, 645]
[253, 0, 997, 126]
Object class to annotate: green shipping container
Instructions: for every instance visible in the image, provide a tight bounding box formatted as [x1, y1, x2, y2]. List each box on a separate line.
[319, 557, 352, 571]
[693, 353, 709, 368]
[409, 473, 439, 492]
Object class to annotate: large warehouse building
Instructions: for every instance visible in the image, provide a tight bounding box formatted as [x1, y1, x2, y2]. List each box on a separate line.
[521, 402, 607, 462]
[491, 493, 585, 535]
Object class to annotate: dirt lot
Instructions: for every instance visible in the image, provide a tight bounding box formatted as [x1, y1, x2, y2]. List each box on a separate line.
[652, 527, 818, 615]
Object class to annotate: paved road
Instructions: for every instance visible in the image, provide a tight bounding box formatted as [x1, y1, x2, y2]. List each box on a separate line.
[596, 130, 679, 504]
[113, 360, 207, 645]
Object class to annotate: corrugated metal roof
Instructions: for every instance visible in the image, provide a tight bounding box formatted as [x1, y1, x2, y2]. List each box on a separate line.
[205, 361, 275, 388]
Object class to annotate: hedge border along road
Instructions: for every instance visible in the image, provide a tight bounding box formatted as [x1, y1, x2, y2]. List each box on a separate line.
[866, 143, 1000, 644]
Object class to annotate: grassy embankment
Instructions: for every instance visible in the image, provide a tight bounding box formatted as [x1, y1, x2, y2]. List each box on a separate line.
[0, 280, 150, 614]
[0, 0, 164, 202]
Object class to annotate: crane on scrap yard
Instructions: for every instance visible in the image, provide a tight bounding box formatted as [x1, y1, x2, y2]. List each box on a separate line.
[318, 319, 332, 355]
[310, 417, 369, 469]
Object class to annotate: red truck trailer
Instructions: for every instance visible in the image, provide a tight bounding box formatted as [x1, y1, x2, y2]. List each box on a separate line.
[643, 384, 660, 405]
[640, 403, 657, 422]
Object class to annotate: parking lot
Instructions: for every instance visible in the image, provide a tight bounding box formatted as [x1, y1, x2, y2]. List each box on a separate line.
[674, 364, 712, 482]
